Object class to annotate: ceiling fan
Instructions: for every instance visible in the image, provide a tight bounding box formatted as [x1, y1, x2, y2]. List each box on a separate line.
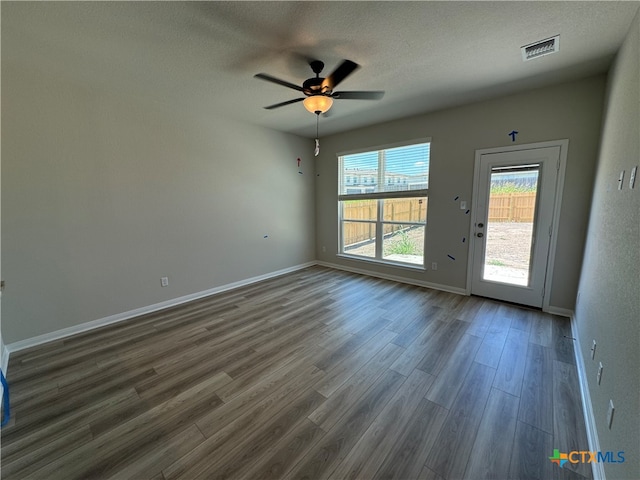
[254, 59, 385, 114]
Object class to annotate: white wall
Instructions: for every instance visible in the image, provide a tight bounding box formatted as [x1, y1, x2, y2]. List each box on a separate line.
[2, 61, 315, 344]
[315, 75, 606, 310]
[575, 10, 639, 479]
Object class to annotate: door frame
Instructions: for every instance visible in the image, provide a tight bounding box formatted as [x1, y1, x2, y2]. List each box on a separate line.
[466, 140, 569, 312]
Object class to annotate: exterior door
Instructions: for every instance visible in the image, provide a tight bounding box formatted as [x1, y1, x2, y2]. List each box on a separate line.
[470, 145, 561, 308]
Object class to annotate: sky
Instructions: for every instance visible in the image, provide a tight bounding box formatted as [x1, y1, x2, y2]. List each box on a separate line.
[342, 143, 430, 177]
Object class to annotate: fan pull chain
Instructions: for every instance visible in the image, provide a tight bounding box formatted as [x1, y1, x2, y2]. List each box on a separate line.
[314, 112, 320, 156]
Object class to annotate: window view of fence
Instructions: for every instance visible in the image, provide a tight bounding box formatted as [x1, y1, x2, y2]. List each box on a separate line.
[484, 173, 539, 286]
[342, 197, 427, 265]
[487, 192, 537, 222]
[338, 141, 430, 267]
[341, 190, 533, 254]
[342, 198, 426, 245]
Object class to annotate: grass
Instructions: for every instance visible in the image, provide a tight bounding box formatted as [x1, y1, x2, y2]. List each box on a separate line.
[385, 230, 420, 256]
[487, 259, 507, 266]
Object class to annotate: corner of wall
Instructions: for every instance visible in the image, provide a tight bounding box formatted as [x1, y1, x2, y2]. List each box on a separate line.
[0, 332, 8, 375]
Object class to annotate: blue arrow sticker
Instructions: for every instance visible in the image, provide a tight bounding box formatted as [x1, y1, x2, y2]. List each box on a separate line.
[509, 130, 519, 142]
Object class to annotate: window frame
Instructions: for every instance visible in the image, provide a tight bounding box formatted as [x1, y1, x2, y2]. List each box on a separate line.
[337, 139, 431, 269]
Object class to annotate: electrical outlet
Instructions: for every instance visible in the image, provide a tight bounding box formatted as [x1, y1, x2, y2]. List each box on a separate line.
[607, 400, 615, 429]
[322, 246, 326, 252]
[597, 362, 603, 385]
[591, 340, 597, 360]
[431, 262, 438, 271]
[161, 277, 169, 287]
[460, 201, 467, 210]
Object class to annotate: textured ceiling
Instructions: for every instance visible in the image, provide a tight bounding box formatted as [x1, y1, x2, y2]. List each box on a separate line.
[3, 1, 638, 138]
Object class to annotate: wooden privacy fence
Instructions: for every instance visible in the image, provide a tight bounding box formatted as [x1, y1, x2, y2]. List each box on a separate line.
[488, 192, 536, 222]
[343, 194, 536, 247]
[343, 198, 426, 246]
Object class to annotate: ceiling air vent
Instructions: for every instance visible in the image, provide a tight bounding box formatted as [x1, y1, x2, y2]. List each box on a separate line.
[521, 35, 560, 61]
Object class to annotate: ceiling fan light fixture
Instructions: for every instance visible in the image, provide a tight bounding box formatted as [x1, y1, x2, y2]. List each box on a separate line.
[303, 95, 333, 114]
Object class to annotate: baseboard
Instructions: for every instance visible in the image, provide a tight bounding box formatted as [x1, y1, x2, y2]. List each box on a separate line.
[545, 305, 573, 318]
[5, 261, 317, 356]
[316, 260, 467, 295]
[570, 311, 605, 480]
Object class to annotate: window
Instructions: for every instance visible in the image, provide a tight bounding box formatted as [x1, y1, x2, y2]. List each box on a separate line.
[338, 141, 430, 267]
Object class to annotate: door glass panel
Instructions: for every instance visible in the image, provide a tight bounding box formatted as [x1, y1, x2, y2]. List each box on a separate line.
[483, 165, 539, 286]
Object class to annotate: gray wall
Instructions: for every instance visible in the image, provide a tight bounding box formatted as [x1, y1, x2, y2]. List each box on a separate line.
[315, 75, 606, 311]
[575, 11, 639, 479]
[2, 61, 315, 344]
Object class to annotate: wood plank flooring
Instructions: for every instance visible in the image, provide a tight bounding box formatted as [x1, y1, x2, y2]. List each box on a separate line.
[1, 266, 591, 480]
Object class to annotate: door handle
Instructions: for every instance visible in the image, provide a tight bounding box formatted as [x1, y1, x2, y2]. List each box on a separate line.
[476, 232, 484, 238]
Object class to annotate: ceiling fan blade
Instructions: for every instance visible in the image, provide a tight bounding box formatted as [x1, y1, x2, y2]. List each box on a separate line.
[322, 60, 359, 91]
[332, 91, 385, 100]
[263, 98, 305, 110]
[254, 73, 304, 92]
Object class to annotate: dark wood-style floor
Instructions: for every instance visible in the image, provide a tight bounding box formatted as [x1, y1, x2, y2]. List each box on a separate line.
[1, 266, 591, 480]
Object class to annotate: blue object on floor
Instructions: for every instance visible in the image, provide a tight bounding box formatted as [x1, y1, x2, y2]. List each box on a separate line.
[1, 369, 9, 427]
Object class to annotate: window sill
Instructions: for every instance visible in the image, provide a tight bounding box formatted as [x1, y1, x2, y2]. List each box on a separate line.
[337, 253, 426, 272]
